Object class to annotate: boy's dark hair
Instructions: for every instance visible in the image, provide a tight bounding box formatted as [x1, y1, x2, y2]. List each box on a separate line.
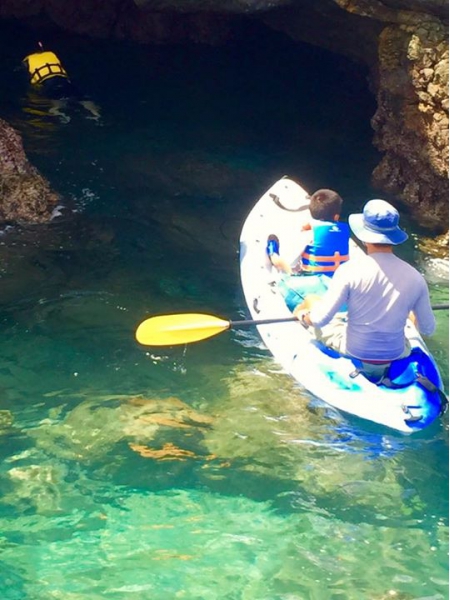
[309, 189, 343, 221]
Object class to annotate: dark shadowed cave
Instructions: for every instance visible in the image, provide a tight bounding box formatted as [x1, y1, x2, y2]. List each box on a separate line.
[0, 0, 448, 235]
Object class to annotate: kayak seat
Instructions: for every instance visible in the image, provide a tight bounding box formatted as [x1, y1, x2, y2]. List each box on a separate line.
[348, 348, 440, 388]
[386, 348, 440, 388]
[386, 349, 448, 415]
[314, 342, 443, 394]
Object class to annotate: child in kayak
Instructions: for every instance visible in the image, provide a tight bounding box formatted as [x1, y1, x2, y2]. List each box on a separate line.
[266, 188, 350, 311]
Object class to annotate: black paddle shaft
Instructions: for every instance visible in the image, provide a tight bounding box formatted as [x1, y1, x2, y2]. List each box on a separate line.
[231, 303, 448, 329]
[230, 317, 298, 327]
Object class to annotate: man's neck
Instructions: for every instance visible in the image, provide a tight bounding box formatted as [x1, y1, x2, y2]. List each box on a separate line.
[365, 243, 394, 254]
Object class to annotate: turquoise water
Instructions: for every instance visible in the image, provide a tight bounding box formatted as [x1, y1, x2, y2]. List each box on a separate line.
[0, 19, 448, 600]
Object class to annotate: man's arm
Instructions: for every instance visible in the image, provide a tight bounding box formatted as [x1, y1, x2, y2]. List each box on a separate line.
[411, 281, 436, 336]
[296, 267, 350, 327]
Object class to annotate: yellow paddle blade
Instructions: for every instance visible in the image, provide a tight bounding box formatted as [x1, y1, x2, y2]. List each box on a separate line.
[135, 313, 231, 346]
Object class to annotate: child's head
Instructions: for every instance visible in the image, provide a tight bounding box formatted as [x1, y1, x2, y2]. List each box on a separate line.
[309, 189, 343, 221]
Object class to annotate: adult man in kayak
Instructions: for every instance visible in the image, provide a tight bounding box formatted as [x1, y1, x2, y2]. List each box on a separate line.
[22, 42, 101, 122]
[295, 199, 436, 380]
[267, 188, 351, 311]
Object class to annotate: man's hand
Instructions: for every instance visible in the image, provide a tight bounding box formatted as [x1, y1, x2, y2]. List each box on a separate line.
[293, 293, 323, 327]
[408, 311, 417, 327]
[293, 306, 313, 328]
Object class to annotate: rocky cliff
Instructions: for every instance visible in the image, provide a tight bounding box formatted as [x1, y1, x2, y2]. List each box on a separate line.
[0, 0, 448, 231]
[0, 118, 59, 223]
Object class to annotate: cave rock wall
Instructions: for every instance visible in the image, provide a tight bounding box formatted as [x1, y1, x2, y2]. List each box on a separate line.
[0, 118, 59, 223]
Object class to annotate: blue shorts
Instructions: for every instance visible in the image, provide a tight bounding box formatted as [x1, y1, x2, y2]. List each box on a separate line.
[278, 274, 331, 312]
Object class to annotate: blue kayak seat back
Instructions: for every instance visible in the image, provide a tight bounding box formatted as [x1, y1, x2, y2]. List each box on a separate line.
[313, 342, 441, 389]
[387, 347, 440, 388]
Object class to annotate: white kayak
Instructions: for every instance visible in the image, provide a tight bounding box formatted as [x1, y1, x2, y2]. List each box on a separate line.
[239, 177, 446, 434]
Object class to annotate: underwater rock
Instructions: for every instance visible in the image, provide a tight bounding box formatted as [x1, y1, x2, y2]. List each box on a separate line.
[30, 393, 214, 464]
[0, 410, 13, 429]
[129, 441, 197, 460]
[4, 463, 65, 513]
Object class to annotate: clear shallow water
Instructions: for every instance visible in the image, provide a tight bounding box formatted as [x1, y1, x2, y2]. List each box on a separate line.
[0, 19, 448, 600]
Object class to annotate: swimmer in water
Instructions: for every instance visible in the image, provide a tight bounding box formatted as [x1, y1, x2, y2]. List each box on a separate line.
[22, 42, 101, 122]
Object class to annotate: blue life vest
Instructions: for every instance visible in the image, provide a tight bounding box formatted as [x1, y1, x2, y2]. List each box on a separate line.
[301, 220, 350, 276]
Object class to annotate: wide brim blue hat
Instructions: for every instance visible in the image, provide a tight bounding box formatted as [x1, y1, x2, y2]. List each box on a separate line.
[349, 199, 408, 245]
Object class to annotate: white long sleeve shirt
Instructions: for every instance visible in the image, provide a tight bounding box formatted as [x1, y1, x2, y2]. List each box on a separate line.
[309, 252, 436, 361]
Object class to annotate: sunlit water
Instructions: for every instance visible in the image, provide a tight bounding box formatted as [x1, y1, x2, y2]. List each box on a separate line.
[0, 19, 448, 600]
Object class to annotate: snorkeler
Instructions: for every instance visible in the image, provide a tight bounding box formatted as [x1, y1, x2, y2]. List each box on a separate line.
[22, 42, 101, 122]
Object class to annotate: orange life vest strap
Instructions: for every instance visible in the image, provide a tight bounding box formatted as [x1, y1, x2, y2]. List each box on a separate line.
[302, 264, 340, 273]
[302, 251, 349, 263]
[301, 250, 349, 273]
